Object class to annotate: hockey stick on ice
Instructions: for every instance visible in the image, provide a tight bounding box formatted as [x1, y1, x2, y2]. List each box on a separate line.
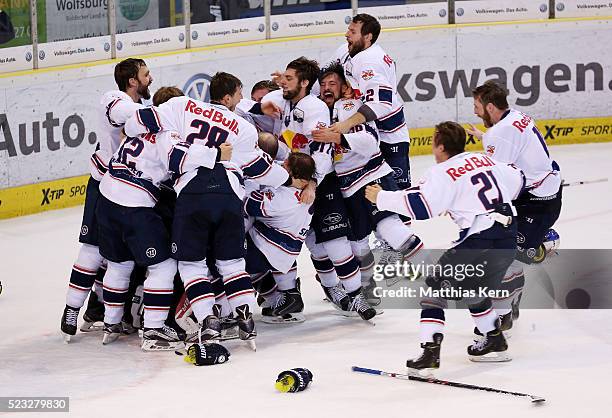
[561, 177, 608, 188]
[351, 366, 545, 403]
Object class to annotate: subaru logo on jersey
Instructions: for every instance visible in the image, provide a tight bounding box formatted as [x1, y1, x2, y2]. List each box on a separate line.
[146, 248, 157, 258]
[323, 213, 342, 225]
[183, 74, 213, 103]
[391, 166, 403, 178]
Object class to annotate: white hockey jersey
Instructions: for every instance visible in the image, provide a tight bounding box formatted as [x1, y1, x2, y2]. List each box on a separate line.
[99, 130, 218, 207]
[91, 90, 144, 180]
[482, 109, 561, 197]
[332, 98, 393, 197]
[259, 90, 333, 182]
[376, 152, 525, 243]
[330, 43, 409, 145]
[244, 186, 313, 273]
[123, 97, 289, 198]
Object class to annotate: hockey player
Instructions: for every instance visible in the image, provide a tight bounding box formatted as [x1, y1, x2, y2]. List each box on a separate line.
[251, 80, 279, 102]
[244, 152, 315, 323]
[96, 87, 201, 349]
[123, 72, 289, 349]
[256, 58, 372, 320]
[468, 81, 562, 327]
[313, 63, 423, 311]
[61, 58, 153, 341]
[365, 122, 524, 369]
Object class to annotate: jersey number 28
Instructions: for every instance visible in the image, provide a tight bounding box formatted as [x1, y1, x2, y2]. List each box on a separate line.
[186, 119, 229, 147]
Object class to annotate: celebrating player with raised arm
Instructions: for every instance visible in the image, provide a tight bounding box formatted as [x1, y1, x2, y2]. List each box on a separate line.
[366, 122, 525, 370]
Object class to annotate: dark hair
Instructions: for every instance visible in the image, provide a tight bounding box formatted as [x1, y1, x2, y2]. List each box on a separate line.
[472, 80, 509, 110]
[319, 62, 346, 85]
[433, 121, 466, 157]
[153, 86, 184, 106]
[210, 72, 243, 102]
[286, 57, 320, 95]
[353, 14, 381, 44]
[114, 58, 147, 92]
[287, 152, 316, 181]
[258, 132, 279, 160]
[251, 80, 279, 95]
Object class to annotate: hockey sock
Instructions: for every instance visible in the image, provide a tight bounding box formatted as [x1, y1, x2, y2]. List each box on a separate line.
[493, 260, 525, 315]
[93, 263, 106, 301]
[216, 258, 256, 314]
[66, 244, 104, 309]
[103, 260, 135, 324]
[420, 308, 445, 343]
[273, 263, 298, 291]
[179, 259, 215, 323]
[306, 232, 340, 287]
[322, 237, 362, 293]
[375, 215, 416, 251]
[470, 299, 497, 334]
[351, 237, 375, 287]
[143, 258, 176, 329]
[212, 275, 231, 317]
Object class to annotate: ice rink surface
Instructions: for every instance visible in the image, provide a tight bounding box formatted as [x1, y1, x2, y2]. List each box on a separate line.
[1, 143, 611, 417]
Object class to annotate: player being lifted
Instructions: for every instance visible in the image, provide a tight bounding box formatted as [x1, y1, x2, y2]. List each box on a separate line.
[61, 58, 153, 341]
[254, 57, 376, 321]
[123, 72, 289, 350]
[366, 122, 525, 370]
[313, 63, 424, 309]
[468, 81, 562, 330]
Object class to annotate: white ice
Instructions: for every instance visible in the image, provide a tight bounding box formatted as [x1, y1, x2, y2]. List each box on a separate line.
[1, 143, 611, 417]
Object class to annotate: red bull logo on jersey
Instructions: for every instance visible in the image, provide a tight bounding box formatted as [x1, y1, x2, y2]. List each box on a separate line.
[281, 129, 309, 151]
[486, 145, 495, 155]
[184, 100, 239, 135]
[512, 113, 532, 133]
[361, 69, 375, 80]
[446, 155, 496, 181]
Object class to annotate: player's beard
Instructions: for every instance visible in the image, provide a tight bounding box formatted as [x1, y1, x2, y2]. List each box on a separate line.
[282, 85, 301, 101]
[348, 38, 365, 57]
[138, 82, 151, 101]
[481, 107, 494, 128]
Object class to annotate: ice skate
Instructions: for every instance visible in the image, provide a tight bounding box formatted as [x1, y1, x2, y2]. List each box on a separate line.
[102, 322, 124, 345]
[186, 314, 222, 344]
[468, 323, 511, 362]
[235, 304, 257, 351]
[322, 283, 351, 313]
[361, 279, 381, 306]
[474, 311, 513, 339]
[80, 292, 104, 332]
[348, 292, 377, 321]
[61, 305, 80, 343]
[141, 325, 185, 351]
[262, 288, 305, 324]
[406, 333, 443, 377]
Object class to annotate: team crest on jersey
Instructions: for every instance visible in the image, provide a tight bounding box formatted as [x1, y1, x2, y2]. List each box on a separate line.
[293, 108, 305, 123]
[361, 69, 375, 80]
[343, 101, 355, 111]
[486, 145, 495, 155]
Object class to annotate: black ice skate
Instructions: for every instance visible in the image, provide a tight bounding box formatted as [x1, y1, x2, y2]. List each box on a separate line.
[102, 322, 124, 345]
[61, 305, 80, 343]
[406, 333, 443, 376]
[361, 279, 381, 306]
[468, 323, 511, 362]
[141, 325, 185, 351]
[186, 314, 222, 344]
[474, 311, 513, 338]
[81, 292, 104, 332]
[235, 304, 257, 351]
[262, 288, 305, 324]
[322, 283, 351, 313]
[348, 292, 377, 321]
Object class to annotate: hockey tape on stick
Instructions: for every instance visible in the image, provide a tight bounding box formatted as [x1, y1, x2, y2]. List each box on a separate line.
[561, 178, 608, 188]
[351, 366, 545, 403]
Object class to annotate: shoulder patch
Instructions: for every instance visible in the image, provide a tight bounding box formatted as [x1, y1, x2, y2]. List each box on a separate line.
[342, 101, 355, 111]
[361, 69, 375, 80]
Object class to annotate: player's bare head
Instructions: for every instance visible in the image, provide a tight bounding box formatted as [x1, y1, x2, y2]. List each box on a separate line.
[347, 14, 380, 57]
[283, 57, 320, 101]
[210, 72, 243, 111]
[433, 121, 466, 163]
[153, 86, 184, 106]
[258, 132, 279, 160]
[284, 152, 316, 187]
[472, 81, 509, 127]
[251, 80, 279, 102]
[319, 62, 347, 108]
[115, 58, 153, 100]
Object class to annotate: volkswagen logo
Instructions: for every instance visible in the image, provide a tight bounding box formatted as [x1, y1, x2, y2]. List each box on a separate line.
[183, 73, 213, 102]
[456, 7, 464, 17]
[323, 213, 342, 226]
